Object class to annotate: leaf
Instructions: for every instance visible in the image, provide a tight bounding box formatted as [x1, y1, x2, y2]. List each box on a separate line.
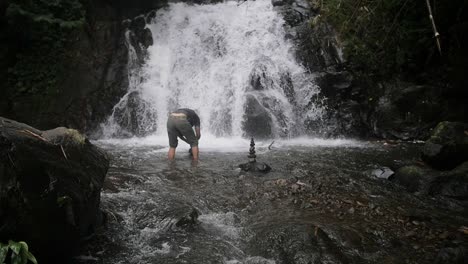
[25, 251, 38, 264]
[8, 241, 21, 255]
[11, 251, 25, 264]
[18, 242, 28, 252]
[0, 243, 8, 264]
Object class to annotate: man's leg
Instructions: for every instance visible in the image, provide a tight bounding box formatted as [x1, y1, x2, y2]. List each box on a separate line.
[191, 146, 199, 161]
[168, 147, 176, 160]
[176, 120, 199, 161]
[167, 117, 178, 160]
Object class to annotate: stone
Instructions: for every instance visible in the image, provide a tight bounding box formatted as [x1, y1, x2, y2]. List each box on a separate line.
[435, 246, 468, 264]
[0, 117, 109, 263]
[421, 121, 468, 170]
[370, 84, 447, 140]
[130, 15, 146, 33]
[371, 167, 395, 179]
[271, 0, 288, 7]
[392, 165, 436, 193]
[242, 95, 273, 138]
[175, 208, 200, 228]
[429, 161, 468, 200]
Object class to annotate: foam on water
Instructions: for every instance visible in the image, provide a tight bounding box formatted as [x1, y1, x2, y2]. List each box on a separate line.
[96, 135, 366, 152]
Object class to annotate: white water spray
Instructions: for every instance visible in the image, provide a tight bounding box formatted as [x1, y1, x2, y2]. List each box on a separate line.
[102, 0, 325, 140]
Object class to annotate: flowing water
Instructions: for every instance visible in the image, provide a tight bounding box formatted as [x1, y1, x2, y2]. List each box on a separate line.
[89, 1, 468, 263]
[102, 0, 324, 138]
[84, 139, 467, 264]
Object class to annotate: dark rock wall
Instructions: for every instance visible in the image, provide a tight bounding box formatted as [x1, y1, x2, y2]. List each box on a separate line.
[0, 0, 165, 133]
[286, 0, 468, 139]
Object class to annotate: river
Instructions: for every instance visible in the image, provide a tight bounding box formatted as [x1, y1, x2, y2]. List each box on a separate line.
[76, 138, 467, 264]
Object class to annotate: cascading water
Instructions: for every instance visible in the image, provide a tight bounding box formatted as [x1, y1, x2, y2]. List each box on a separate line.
[102, 0, 325, 139]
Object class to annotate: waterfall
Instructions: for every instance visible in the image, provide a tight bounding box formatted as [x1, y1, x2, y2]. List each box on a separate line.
[102, 0, 325, 140]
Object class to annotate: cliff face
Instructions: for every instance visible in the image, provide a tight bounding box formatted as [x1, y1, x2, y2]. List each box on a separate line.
[0, 0, 165, 132]
[295, 0, 468, 139]
[1, 0, 466, 139]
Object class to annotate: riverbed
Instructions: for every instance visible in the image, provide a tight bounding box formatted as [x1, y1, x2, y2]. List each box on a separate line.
[77, 138, 468, 264]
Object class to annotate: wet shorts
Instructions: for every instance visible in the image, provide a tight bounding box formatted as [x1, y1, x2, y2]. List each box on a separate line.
[167, 115, 198, 148]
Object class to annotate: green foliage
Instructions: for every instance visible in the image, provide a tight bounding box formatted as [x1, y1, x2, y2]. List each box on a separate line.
[318, 0, 467, 79]
[56, 195, 71, 207]
[0, 241, 37, 264]
[5, 0, 86, 97]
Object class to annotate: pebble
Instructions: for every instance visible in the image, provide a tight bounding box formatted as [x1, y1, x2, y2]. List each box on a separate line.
[348, 207, 355, 214]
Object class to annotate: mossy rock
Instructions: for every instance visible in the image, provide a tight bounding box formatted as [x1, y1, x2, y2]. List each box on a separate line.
[42, 127, 87, 146]
[422, 122, 468, 170]
[392, 165, 437, 193]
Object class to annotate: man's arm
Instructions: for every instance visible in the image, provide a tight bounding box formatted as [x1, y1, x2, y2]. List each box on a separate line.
[195, 126, 201, 140]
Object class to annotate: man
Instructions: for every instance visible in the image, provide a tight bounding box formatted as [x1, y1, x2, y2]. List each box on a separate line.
[167, 108, 201, 161]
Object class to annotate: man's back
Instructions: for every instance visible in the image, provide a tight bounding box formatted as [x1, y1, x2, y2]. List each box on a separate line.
[173, 108, 200, 127]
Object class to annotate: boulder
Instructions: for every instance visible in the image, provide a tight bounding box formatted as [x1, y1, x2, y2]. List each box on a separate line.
[242, 95, 273, 139]
[391, 165, 436, 193]
[435, 246, 468, 264]
[429, 161, 468, 200]
[422, 121, 468, 170]
[0, 117, 109, 262]
[393, 161, 468, 201]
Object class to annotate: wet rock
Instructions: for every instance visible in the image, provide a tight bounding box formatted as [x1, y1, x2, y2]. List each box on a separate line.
[112, 91, 158, 136]
[371, 167, 395, 179]
[421, 121, 468, 170]
[292, 0, 310, 19]
[129, 15, 153, 49]
[146, 10, 157, 23]
[429, 161, 468, 200]
[175, 208, 200, 228]
[271, 0, 290, 7]
[296, 18, 343, 71]
[392, 165, 437, 193]
[370, 84, 446, 140]
[0, 117, 109, 262]
[239, 161, 272, 173]
[435, 246, 468, 264]
[242, 95, 273, 138]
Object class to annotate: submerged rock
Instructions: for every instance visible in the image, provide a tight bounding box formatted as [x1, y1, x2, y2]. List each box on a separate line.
[392, 165, 436, 193]
[422, 121, 468, 170]
[239, 162, 272, 173]
[175, 207, 200, 228]
[0, 117, 109, 262]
